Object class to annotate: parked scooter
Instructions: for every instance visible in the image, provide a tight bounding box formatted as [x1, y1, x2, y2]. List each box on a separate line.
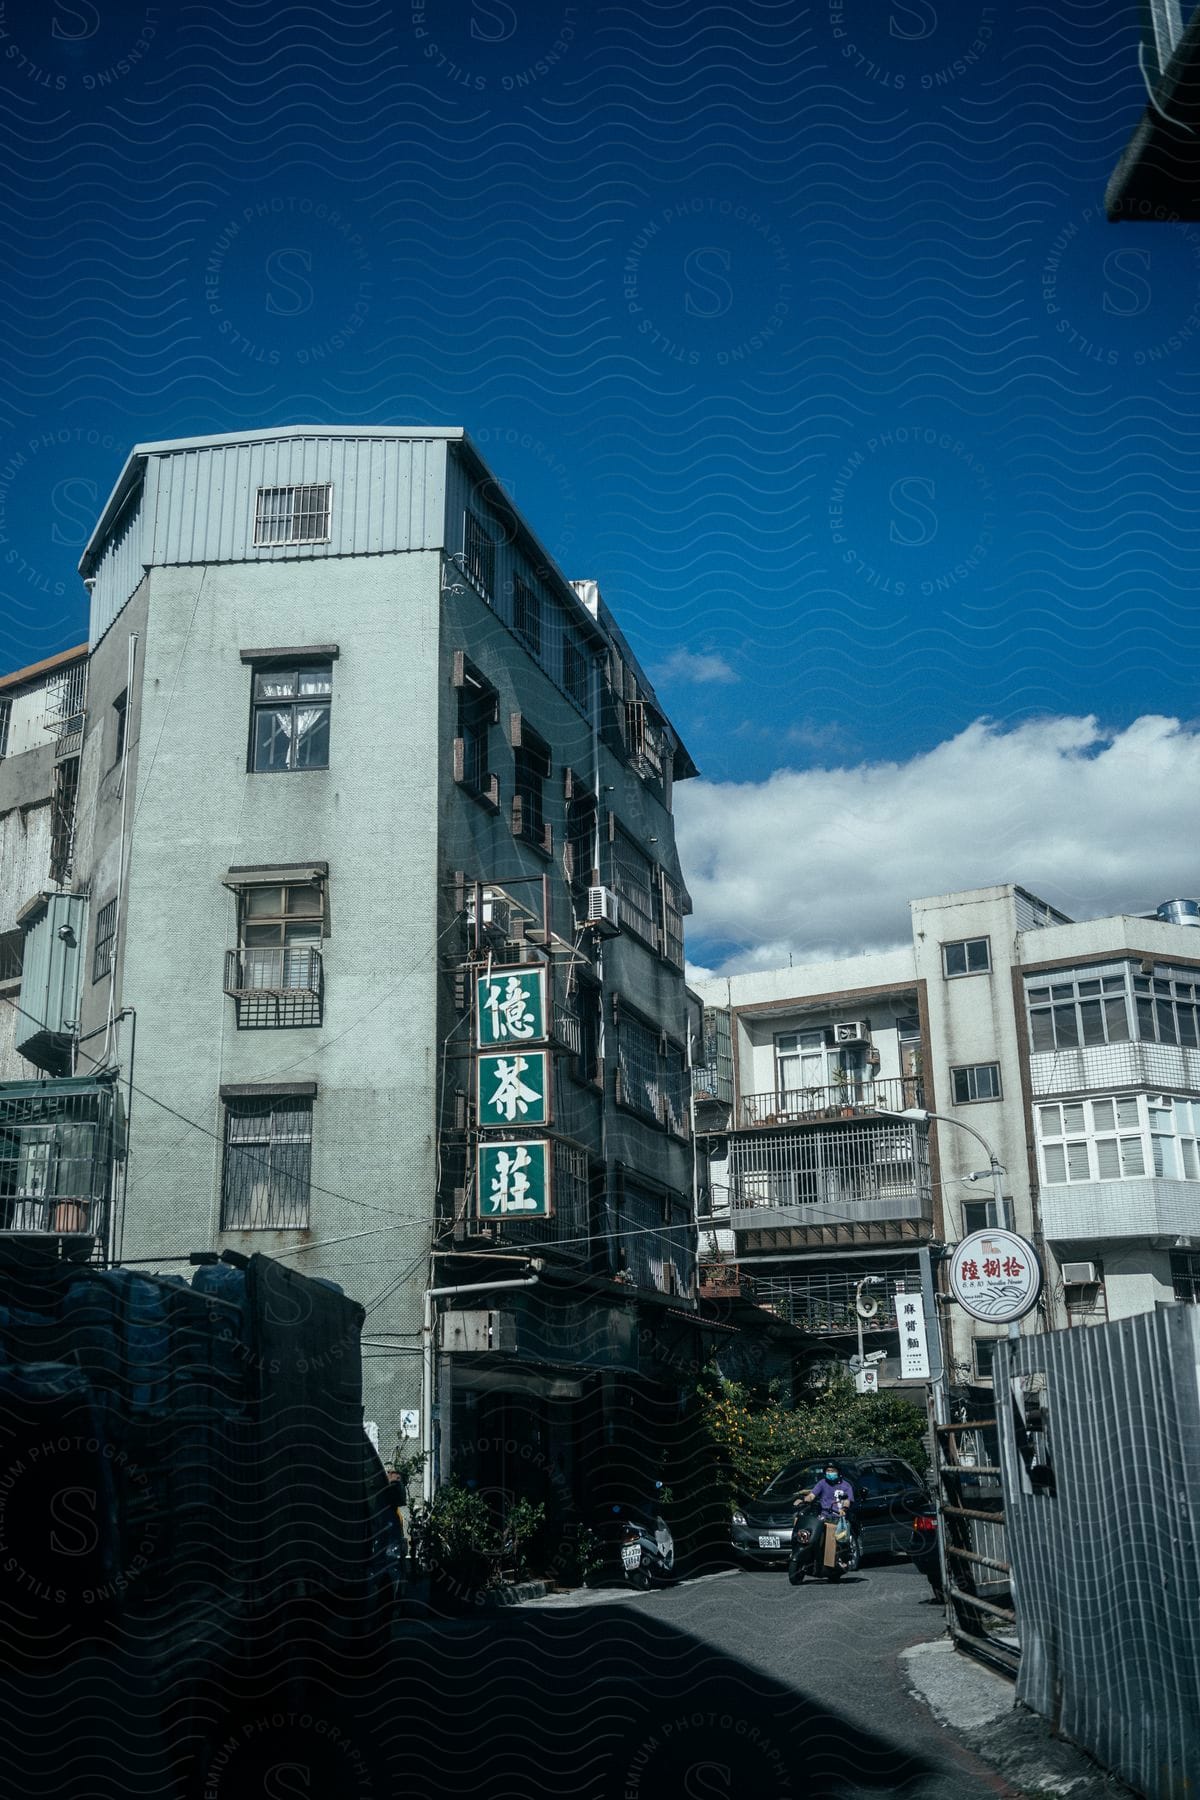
[787, 1499, 857, 1586]
[615, 1482, 675, 1590]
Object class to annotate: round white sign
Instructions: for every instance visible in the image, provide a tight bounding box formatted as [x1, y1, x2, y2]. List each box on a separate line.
[949, 1229, 1042, 1322]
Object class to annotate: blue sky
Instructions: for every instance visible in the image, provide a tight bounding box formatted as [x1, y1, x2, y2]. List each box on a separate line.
[2, 1, 1197, 960]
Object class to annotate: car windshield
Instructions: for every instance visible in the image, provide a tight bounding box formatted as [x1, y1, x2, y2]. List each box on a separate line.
[758, 1461, 825, 1501]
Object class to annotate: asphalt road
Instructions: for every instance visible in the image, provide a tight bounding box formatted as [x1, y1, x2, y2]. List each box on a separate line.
[374, 1561, 1027, 1800]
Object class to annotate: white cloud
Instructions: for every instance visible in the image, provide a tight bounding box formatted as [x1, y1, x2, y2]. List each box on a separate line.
[656, 648, 738, 685]
[675, 715, 1200, 973]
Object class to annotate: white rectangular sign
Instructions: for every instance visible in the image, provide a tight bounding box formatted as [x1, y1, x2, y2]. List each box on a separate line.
[896, 1291, 931, 1381]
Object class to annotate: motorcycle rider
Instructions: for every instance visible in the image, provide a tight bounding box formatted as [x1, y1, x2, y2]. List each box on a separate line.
[794, 1462, 858, 1567]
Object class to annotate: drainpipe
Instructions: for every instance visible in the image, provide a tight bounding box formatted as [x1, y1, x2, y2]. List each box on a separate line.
[421, 1263, 543, 1504]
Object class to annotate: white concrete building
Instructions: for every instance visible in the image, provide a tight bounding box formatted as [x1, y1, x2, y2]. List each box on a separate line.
[693, 883, 1200, 1388]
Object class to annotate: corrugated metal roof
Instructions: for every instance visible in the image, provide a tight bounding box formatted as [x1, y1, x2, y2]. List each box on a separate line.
[0, 643, 88, 693]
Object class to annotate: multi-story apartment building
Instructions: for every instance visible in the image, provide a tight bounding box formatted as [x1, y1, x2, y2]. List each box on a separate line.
[694, 883, 1200, 1388]
[0, 426, 730, 1521]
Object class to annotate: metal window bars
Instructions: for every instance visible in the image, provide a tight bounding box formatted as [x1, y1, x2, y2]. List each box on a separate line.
[0, 1083, 116, 1237]
[622, 1183, 694, 1296]
[224, 946, 323, 1029]
[738, 1073, 923, 1127]
[751, 1266, 922, 1334]
[0, 928, 22, 985]
[610, 830, 657, 945]
[464, 511, 496, 597]
[727, 1120, 931, 1225]
[220, 1097, 312, 1229]
[660, 871, 685, 969]
[254, 483, 332, 546]
[43, 662, 87, 740]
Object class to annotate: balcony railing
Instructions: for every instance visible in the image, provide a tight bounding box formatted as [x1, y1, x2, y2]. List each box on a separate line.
[1029, 1041, 1200, 1098]
[0, 1078, 117, 1238]
[751, 1268, 922, 1335]
[224, 946, 323, 1029]
[709, 1120, 932, 1231]
[739, 1074, 923, 1129]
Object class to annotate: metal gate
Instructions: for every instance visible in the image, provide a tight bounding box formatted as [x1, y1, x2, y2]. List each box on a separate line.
[933, 1410, 1019, 1676]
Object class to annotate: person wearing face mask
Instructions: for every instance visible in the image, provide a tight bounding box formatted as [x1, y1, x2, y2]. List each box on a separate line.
[797, 1462, 855, 1523]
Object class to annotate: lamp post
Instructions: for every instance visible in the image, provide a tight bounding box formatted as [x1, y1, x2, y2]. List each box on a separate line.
[872, 1105, 1010, 1232]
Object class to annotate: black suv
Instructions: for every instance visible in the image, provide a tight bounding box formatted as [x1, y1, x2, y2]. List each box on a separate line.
[730, 1454, 933, 1568]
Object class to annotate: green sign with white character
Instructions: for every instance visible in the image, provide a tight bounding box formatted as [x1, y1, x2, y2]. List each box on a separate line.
[477, 1049, 551, 1129]
[477, 1139, 552, 1220]
[476, 966, 547, 1047]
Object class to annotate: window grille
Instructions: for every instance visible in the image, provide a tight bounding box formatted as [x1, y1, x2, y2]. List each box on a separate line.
[92, 898, 118, 983]
[514, 575, 542, 656]
[220, 1096, 312, 1229]
[513, 726, 551, 847]
[1172, 1251, 1200, 1303]
[0, 928, 23, 985]
[0, 1083, 115, 1236]
[621, 1179, 693, 1295]
[0, 698, 10, 758]
[617, 1011, 661, 1122]
[727, 1121, 930, 1224]
[464, 511, 496, 597]
[49, 755, 79, 885]
[609, 827, 657, 946]
[456, 665, 497, 798]
[254, 484, 331, 546]
[563, 635, 589, 711]
[660, 871, 685, 969]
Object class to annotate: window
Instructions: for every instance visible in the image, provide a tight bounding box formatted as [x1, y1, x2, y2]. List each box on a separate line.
[513, 574, 542, 656]
[112, 691, 127, 765]
[659, 871, 685, 970]
[973, 1337, 999, 1381]
[0, 697, 11, 758]
[1037, 1094, 1152, 1185]
[962, 1197, 1002, 1235]
[464, 510, 496, 598]
[943, 937, 990, 977]
[49, 755, 79, 885]
[92, 898, 117, 984]
[563, 634, 589, 711]
[572, 978, 603, 1087]
[220, 1095, 312, 1229]
[951, 1063, 1002, 1104]
[454, 660, 498, 805]
[1172, 1252, 1200, 1303]
[615, 1002, 689, 1132]
[1026, 969, 1132, 1053]
[250, 663, 332, 772]
[565, 778, 597, 903]
[609, 823, 657, 946]
[254, 483, 331, 547]
[513, 722, 552, 852]
[620, 1177, 693, 1295]
[0, 927, 22, 985]
[227, 882, 324, 1026]
[1132, 970, 1200, 1048]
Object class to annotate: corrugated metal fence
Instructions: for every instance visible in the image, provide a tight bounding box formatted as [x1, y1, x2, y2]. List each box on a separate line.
[996, 1308, 1200, 1800]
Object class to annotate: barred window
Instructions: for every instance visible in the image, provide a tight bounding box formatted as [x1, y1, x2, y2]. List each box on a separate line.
[660, 872, 685, 969]
[616, 1004, 689, 1132]
[220, 1096, 312, 1230]
[513, 723, 551, 849]
[455, 660, 497, 799]
[254, 484, 331, 547]
[563, 634, 589, 711]
[661, 1041, 690, 1138]
[610, 825, 657, 946]
[514, 574, 542, 656]
[464, 511, 496, 598]
[92, 898, 118, 984]
[621, 1178, 694, 1296]
[1173, 1251, 1200, 1303]
[0, 927, 22, 985]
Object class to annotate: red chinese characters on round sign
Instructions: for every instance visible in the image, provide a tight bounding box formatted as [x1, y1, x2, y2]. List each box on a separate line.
[948, 1229, 1043, 1323]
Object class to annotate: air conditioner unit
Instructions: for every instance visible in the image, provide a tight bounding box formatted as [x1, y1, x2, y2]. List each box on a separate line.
[834, 1021, 870, 1045]
[1061, 1261, 1100, 1286]
[586, 886, 621, 936]
[465, 888, 512, 940]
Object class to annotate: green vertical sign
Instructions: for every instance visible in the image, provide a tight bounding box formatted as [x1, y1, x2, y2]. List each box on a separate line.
[477, 1140, 552, 1220]
[477, 1049, 550, 1128]
[476, 966, 547, 1047]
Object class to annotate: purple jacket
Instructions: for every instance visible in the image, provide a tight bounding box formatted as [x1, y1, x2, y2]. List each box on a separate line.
[806, 1477, 854, 1518]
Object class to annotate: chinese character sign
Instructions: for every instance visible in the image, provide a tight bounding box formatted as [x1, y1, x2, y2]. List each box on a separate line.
[477, 1140, 552, 1219]
[896, 1292, 930, 1381]
[477, 1050, 550, 1128]
[476, 966, 547, 1047]
[949, 1229, 1042, 1322]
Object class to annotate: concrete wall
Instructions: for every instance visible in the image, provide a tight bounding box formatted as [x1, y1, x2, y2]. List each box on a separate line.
[106, 551, 442, 1440]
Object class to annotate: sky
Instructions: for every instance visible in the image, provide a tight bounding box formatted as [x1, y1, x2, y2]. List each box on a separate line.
[1, 0, 1198, 968]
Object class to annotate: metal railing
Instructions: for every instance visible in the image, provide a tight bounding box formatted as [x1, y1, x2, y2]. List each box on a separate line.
[224, 946, 323, 1029]
[739, 1074, 922, 1127]
[0, 1083, 115, 1237]
[751, 1267, 923, 1334]
[725, 1119, 932, 1223]
[43, 662, 87, 735]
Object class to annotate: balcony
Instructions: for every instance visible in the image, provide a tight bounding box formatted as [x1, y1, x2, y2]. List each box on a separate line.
[737, 1074, 923, 1130]
[224, 946, 323, 1029]
[0, 1076, 118, 1239]
[1039, 1176, 1200, 1245]
[751, 1268, 923, 1336]
[713, 1119, 932, 1252]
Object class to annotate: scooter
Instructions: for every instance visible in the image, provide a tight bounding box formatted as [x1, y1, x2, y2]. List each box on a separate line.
[615, 1483, 675, 1590]
[787, 1500, 858, 1586]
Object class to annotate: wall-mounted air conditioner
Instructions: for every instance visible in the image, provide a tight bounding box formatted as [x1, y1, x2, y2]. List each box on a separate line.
[1061, 1261, 1100, 1286]
[834, 1021, 870, 1045]
[586, 887, 621, 935]
[466, 888, 512, 940]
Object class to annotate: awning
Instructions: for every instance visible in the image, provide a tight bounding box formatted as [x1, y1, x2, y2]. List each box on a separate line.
[222, 861, 328, 891]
